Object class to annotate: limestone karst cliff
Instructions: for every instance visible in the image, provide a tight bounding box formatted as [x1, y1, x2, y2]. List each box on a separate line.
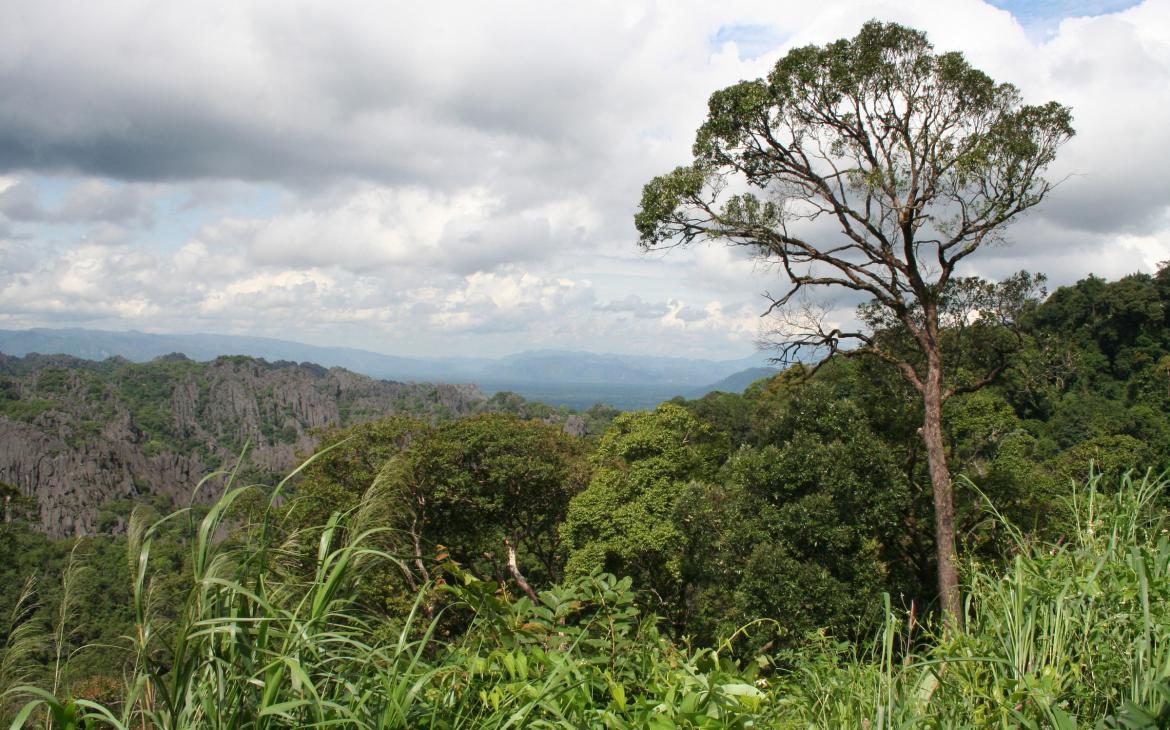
[0, 352, 489, 537]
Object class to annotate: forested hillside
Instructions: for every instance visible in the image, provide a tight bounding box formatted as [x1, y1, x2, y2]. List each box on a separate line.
[285, 269, 1170, 654]
[0, 354, 598, 539]
[2, 271, 1170, 727]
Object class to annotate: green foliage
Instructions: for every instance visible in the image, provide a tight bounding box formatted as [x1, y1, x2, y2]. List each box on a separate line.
[447, 570, 772, 728]
[411, 413, 589, 585]
[677, 384, 913, 655]
[292, 416, 429, 525]
[0, 578, 42, 719]
[5, 468, 777, 728]
[0, 397, 55, 423]
[112, 359, 203, 444]
[1005, 270, 1170, 481]
[8, 268, 1170, 725]
[561, 404, 729, 627]
[638, 18, 1073, 625]
[7, 464, 1170, 728]
[772, 471, 1170, 728]
[35, 368, 72, 396]
[637, 18, 1073, 303]
[292, 413, 590, 615]
[673, 391, 755, 447]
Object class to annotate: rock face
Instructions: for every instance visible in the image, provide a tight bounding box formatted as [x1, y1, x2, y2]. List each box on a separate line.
[0, 353, 488, 538]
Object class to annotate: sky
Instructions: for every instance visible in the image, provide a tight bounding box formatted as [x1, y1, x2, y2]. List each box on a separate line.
[0, 0, 1167, 360]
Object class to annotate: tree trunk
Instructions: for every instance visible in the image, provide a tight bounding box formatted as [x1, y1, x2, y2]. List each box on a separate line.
[921, 356, 963, 630]
[504, 537, 539, 603]
[408, 517, 434, 619]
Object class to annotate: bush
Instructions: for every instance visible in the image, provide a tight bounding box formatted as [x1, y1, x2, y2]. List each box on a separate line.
[5, 465, 1169, 728]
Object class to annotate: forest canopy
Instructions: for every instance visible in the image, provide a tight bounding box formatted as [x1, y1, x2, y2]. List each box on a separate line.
[4, 270, 1170, 721]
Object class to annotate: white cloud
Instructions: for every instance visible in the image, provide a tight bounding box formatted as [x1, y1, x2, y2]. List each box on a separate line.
[245, 186, 493, 270]
[427, 271, 596, 333]
[0, 178, 156, 225]
[0, 0, 1166, 358]
[0, 243, 161, 319]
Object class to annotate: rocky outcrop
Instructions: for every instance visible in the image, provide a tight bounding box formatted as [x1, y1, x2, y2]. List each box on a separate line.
[0, 353, 489, 538]
[561, 415, 588, 438]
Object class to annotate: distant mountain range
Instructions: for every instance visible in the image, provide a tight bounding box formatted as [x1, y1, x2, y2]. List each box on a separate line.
[684, 367, 778, 398]
[0, 328, 777, 408]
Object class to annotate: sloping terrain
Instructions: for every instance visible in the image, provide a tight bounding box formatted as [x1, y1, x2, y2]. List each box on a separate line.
[0, 353, 487, 537]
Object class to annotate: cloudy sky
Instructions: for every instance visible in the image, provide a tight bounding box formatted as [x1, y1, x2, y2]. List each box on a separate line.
[1, 0, 1167, 359]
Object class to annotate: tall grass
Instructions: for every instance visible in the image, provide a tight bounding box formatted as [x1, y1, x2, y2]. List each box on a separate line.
[3, 468, 1169, 728]
[0, 578, 42, 718]
[773, 470, 1170, 728]
[3, 457, 770, 728]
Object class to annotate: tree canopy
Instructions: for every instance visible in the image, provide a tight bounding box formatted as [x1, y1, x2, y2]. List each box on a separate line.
[635, 20, 1073, 624]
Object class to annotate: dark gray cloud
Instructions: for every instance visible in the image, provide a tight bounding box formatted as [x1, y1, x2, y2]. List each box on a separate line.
[0, 2, 637, 195]
[0, 105, 455, 186]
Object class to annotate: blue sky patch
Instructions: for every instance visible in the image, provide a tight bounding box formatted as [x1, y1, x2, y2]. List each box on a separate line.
[710, 24, 787, 60]
[990, 0, 1142, 35]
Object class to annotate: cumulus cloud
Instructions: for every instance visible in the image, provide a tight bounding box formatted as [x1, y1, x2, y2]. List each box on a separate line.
[426, 272, 596, 334]
[242, 187, 492, 271]
[0, 0, 1165, 358]
[0, 178, 156, 228]
[0, 243, 161, 320]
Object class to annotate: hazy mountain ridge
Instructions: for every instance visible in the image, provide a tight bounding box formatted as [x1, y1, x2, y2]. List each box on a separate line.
[485, 349, 772, 385]
[0, 328, 771, 391]
[0, 328, 487, 382]
[0, 352, 492, 538]
[683, 367, 778, 397]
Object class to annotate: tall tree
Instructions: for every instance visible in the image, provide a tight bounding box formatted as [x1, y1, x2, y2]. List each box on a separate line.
[561, 403, 728, 631]
[635, 21, 1073, 625]
[295, 414, 588, 604]
[413, 413, 590, 597]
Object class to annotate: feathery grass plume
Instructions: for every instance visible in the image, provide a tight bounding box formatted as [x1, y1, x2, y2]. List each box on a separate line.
[49, 544, 86, 710]
[346, 456, 400, 544]
[0, 543, 119, 730]
[0, 577, 44, 714]
[123, 502, 186, 730]
[11, 460, 1170, 727]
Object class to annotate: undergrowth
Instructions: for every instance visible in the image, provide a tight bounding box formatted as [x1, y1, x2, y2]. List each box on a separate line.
[3, 467, 1168, 728]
